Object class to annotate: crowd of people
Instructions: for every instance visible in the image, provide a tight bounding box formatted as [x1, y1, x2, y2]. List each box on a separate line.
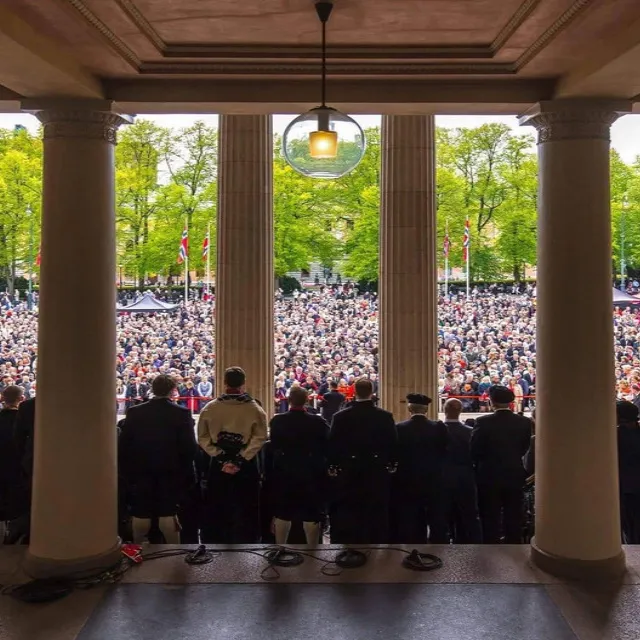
[3, 280, 640, 546]
[1, 284, 640, 416]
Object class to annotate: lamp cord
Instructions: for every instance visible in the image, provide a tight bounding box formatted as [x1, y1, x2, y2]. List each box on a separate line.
[321, 18, 327, 107]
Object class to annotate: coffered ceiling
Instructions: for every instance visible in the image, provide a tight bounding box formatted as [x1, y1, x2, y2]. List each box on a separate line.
[0, 0, 639, 113]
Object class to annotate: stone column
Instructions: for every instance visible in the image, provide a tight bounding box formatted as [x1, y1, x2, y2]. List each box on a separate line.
[379, 115, 438, 420]
[22, 100, 130, 577]
[520, 99, 630, 580]
[216, 115, 273, 415]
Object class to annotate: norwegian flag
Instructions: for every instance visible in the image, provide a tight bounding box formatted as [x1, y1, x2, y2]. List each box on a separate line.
[443, 233, 451, 258]
[462, 218, 470, 262]
[177, 224, 188, 264]
[202, 232, 209, 262]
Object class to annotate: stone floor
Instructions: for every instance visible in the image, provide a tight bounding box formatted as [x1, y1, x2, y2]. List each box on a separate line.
[0, 545, 639, 639]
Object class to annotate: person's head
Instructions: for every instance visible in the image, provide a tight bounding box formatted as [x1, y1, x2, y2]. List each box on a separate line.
[489, 384, 515, 410]
[444, 398, 463, 421]
[224, 366, 246, 390]
[2, 385, 23, 408]
[288, 386, 308, 408]
[330, 381, 338, 390]
[354, 377, 373, 400]
[151, 374, 176, 398]
[406, 393, 431, 416]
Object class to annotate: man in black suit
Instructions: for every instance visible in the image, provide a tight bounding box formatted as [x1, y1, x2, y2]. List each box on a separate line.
[442, 398, 481, 543]
[269, 386, 330, 545]
[125, 376, 149, 410]
[390, 393, 449, 543]
[328, 377, 397, 543]
[1, 393, 34, 543]
[119, 374, 197, 543]
[470, 385, 532, 543]
[319, 381, 345, 424]
[0, 385, 24, 526]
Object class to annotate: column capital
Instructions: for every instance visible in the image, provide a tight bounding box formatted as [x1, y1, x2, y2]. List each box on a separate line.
[518, 99, 631, 143]
[21, 99, 133, 144]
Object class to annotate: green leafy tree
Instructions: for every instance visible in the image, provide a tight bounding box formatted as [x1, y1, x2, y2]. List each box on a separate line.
[494, 136, 538, 281]
[0, 127, 42, 292]
[116, 120, 170, 286]
[161, 122, 217, 278]
[437, 124, 537, 281]
[273, 136, 343, 277]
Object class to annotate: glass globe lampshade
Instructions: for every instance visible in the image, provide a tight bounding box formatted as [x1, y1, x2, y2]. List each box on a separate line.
[283, 107, 366, 179]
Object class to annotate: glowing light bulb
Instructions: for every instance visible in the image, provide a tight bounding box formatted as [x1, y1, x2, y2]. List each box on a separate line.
[309, 129, 338, 158]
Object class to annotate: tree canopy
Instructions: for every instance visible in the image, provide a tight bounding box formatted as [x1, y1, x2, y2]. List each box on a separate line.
[0, 118, 638, 287]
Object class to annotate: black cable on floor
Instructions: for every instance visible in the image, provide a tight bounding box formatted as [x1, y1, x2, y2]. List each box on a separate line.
[401, 549, 444, 572]
[1, 544, 444, 598]
[184, 545, 218, 566]
[1, 559, 131, 604]
[263, 546, 305, 568]
[334, 548, 368, 569]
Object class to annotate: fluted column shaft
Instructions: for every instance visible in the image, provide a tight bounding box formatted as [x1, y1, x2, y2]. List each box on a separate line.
[23, 100, 130, 577]
[520, 99, 630, 580]
[379, 115, 438, 420]
[216, 115, 273, 415]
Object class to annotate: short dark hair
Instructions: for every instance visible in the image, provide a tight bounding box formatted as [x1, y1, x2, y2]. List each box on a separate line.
[355, 377, 373, 399]
[224, 366, 246, 389]
[2, 385, 23, 405]
[289, 386, 308, 408]
[330, 381, 338, 389]
[152, 374, 176, 398]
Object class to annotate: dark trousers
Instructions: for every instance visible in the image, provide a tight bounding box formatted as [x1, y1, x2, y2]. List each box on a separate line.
[390, 490, 448, 544]
[329, 471, 390, 544]
[621, 493, 640, 544]
[444, 470, 482, 544]
[178, 483, 204, 544]
[202, 462, 260, 544]
[330, 498, 389, 544]
[477, 482, 524, 544]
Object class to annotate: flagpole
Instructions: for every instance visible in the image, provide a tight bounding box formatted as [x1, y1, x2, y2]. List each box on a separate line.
[206, 222, 211, 296]
[466, 242, 470, 299]
[184, 218, 189, 305]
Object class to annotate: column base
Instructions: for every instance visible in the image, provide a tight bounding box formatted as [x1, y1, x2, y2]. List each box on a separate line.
[24, 540, 122, 579]
[531, 538, 626, 581]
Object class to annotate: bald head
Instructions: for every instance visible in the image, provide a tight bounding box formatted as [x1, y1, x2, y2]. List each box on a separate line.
[444, 398, 462, 421]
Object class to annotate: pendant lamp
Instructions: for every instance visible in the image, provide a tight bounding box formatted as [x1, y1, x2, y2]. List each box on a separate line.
[282, 1, 366, 179]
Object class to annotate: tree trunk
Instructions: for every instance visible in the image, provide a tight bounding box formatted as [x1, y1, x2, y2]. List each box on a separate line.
[513, 262, 521, 283]
[133, 232, 144, 290]
[8, 239, 16, 296]
[142, 213, 150, 287]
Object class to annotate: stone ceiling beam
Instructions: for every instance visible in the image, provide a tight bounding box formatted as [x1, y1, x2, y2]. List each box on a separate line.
[105, 78, 556, 115]
[0, 6, 103, 99]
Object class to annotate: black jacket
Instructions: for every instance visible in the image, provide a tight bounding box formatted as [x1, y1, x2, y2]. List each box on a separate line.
[268, 410, 330, 518]
[394, 415, 448, 491]
[328, 400, 397, 470]
[444, 420, 474, 468]
[14, 397, 35, 479]
[320, 391, 345, 423]
[0, 408, 21, 519]
[618, 424, 640, 494]
[119, 398, 197, 517]
[270, 409, 330, 469]
[470, 410, 532, 485]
